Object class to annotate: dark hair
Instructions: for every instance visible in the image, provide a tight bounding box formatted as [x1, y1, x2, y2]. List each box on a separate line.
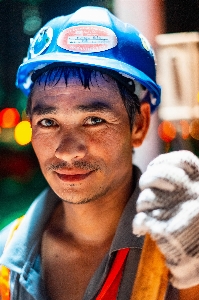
[27, 65, 141, 129]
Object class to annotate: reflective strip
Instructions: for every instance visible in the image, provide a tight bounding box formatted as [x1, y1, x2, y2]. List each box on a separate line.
[0, 216, 24, 300]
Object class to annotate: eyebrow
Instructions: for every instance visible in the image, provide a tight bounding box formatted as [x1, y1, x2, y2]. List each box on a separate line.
[76, 101, 112, 112]
[31, 101, 113, 116]
[31, 104, 57, 115]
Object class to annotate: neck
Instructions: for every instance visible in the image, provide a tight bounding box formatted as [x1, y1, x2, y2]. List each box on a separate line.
[49, 171, 133, 245]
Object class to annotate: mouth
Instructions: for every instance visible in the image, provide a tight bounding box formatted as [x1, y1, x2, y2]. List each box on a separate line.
[55, 170, 94, 182]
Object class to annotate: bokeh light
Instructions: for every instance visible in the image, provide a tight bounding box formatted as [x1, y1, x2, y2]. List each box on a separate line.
[0, 108, 20, 128]
[179, 120, 189, 140]
[158, 121, 176, 143]
[23, 7, 42, 35]
[197, 91, 199, 103]
[14, 121, 32, 145]
[189, 119, 199, 140]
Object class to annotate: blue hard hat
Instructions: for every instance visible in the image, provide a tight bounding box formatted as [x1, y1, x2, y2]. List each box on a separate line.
[16, 6, 161, 111]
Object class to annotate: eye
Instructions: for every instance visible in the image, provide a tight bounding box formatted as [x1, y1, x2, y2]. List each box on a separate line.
[85, 117, 105, 126]
[38, 119, 57, 127]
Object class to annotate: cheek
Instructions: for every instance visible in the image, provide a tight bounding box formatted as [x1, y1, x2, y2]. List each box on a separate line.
[89, 128, 132, 162]
[31, 132, 55, 163]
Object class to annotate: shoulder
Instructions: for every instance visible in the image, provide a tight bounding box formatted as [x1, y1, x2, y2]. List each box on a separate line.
[0, 188, 59, 258]
[0, 221, 15, 257]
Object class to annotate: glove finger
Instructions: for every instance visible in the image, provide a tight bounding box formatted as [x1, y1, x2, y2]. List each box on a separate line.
[136, 188, 181, 215]
[133, 213, 183, 267]
[148, 151, 199, 179]
[139, 164, 188, 191]
[136, 188, 177, 212]
[136, 188, 157, 212]
[132, 211, 168, 236]
[132, 212, 150, 236]
[137, 183, 197, 212]
[136, 199, 199, 234]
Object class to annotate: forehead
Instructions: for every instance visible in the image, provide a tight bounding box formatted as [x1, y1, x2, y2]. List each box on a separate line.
[31, 71, 123, 106]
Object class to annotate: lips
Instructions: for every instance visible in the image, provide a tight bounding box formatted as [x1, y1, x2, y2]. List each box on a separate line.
[56, 170, 93, 182]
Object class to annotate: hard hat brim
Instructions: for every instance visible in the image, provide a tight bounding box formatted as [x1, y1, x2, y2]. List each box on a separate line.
[17, 52, 161, 111]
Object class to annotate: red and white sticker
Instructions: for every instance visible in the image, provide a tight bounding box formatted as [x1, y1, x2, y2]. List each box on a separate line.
[57, 25, 117, 53]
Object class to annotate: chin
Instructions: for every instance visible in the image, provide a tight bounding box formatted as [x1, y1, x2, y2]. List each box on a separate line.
[53, 185, 109, 205]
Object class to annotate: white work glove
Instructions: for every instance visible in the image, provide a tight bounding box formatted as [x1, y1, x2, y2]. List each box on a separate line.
[133, 150, 199, 289]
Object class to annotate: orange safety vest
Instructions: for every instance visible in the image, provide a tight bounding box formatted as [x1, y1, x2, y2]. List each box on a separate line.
[0, 217, 129, 300]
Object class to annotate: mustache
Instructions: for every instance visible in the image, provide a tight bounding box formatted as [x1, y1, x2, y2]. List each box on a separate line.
[47, 160, 101, 172]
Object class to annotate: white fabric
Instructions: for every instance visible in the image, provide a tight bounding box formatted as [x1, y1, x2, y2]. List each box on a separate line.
[133, 150, 199, 289]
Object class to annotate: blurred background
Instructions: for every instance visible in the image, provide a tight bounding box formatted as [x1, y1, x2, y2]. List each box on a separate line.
[0, 0, 199, 229]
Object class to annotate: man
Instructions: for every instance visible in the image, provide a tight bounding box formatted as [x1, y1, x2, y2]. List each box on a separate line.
[0, 6, 166, 300]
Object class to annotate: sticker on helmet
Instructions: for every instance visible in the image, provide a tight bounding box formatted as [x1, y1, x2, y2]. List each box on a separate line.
[29, 27, 53, 58]
[57, 25, 117, 53]
[139, 33, 151, 52]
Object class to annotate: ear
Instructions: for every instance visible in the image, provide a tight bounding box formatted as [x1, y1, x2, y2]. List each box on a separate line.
[131, 102, 151, 147]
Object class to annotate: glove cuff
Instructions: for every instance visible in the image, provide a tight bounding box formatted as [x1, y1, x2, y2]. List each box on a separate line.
[169, 258, 199, 289]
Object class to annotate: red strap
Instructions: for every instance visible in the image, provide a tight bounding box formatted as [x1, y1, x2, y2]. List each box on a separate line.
[96, 248, 130, 300]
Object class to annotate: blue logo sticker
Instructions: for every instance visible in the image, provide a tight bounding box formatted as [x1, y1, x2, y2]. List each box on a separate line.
[29, 27, 53, 58]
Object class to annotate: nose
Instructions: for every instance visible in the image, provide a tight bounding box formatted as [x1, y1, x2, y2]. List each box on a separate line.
[55, 134, 87, 162]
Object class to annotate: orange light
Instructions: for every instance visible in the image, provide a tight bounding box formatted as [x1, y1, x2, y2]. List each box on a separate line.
[189, 119, 199, 140]
[197, 91, 199, 103]
[0, 108, 20, 128]
[158, 121, 176, 143]
[14, 121, 32, 145]
[179, 120, 189, 140]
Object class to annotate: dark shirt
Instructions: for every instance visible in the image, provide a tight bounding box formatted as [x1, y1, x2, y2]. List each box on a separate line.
[0, 165, 178, 299]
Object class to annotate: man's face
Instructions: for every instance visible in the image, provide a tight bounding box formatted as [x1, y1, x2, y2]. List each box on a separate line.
[31, 73, 135, 204]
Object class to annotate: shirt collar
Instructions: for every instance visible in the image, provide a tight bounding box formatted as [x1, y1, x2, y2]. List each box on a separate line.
[110, 164, 144, 253]
[0, 188, 60, 273]
[0, 165, 143, 273]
